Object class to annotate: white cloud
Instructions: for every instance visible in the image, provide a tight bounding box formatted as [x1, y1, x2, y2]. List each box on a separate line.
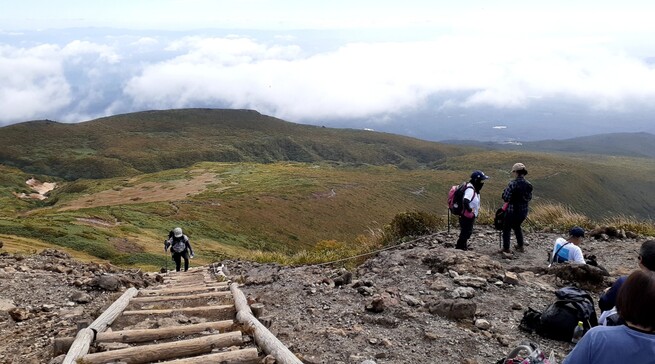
[123, 35, 655, 122]
[0, 44, 71, 122]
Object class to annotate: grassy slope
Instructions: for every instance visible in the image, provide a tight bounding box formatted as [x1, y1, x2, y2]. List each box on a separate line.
[0, 109, 468, 179]
[2, 109, 655, 269]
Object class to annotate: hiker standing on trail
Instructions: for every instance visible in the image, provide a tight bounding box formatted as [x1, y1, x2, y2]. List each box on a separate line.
[501, 162, 533, 254]
[563, 270, 655, 364]
[164, 227, 194, 272]
[456, 170, 489, 251]
[550, 226, 586, 265]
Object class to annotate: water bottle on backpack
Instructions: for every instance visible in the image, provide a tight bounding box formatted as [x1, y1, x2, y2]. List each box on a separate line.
[572, 321, 584, 343]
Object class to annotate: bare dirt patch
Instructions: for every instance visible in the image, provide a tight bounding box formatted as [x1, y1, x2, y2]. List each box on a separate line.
[14, 178, 57, 201]
[59, 173, 223, 211]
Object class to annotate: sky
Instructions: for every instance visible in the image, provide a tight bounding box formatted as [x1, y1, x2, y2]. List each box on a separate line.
[1, 0, 655, 141]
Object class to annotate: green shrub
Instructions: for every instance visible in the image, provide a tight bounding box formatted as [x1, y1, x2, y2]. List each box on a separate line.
[383, 211, 444, 245]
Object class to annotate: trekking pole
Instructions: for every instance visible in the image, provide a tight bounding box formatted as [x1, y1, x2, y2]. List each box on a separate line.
[447, 209, 451, 234]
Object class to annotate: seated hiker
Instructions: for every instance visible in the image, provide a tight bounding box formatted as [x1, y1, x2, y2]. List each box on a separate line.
[550, 227, 586, 265]
[563, 270, 655, 363]
[164, 227, 194, 272]
[598, 239, 655, 324]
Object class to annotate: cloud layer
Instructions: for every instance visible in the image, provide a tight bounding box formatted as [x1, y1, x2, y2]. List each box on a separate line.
[1, 30, 655, 136]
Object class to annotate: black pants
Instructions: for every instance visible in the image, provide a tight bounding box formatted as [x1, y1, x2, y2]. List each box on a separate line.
[502, 212, 526, 250]
[456, 216, 475, 250]
[172, 251, 189, 272]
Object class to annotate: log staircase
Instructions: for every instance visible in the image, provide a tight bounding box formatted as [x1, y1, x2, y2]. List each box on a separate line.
[54, 266, 301, 364]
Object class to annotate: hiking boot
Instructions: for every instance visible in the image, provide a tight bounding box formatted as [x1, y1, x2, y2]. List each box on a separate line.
[514, 245, 525, 253]
[499, 248, 511, 254]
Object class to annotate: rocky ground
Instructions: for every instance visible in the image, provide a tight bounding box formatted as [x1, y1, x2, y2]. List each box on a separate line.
[0, 226, 646, 364]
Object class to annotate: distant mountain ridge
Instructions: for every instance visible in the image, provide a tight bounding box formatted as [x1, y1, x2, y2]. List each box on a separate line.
[0, 109, 468, 180]
[442, 132, 655, 159]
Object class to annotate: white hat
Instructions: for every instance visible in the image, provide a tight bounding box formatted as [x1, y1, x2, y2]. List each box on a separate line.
[173, 227, 183, 237]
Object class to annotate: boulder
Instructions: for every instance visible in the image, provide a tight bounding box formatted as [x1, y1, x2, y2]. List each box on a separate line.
[428, 299, 476, 320]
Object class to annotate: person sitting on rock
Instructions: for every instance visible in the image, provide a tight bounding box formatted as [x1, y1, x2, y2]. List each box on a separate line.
[164, 227, 194, 272]
[550, 227, 586, 265]
[598, 239, 655, 325]
[563, 270, 655, 363]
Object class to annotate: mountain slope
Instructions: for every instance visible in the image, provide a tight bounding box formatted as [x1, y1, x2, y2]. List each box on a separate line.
[0, 109, 469, 180]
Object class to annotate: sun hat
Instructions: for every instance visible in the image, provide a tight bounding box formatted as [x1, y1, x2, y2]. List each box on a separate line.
[511, 163, 528, 174]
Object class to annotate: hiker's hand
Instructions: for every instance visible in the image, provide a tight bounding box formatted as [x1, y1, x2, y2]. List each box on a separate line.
[190, 254, 194, 259]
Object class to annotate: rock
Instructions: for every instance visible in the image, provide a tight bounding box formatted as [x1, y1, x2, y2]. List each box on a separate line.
[333, 272, 352, 287]
[511, 303, 523, 310]
[474, 319, 491, 330]
[361, 361, 377, 364]
[8, 307, 31, 321]
[454, 275, 488, 289]
[365, 295, 385, 313]
[503, 272, 520, 285]
[0, 298, 16, 311]
[550, 263, 608, 288]
[428, 299, 476, 320]
[90, 275, 121, 291]
[357, 286, 376, 296]
[71, 292, 92, 304]
[450, 287, 476, 299]
[402, 294, 422, 307]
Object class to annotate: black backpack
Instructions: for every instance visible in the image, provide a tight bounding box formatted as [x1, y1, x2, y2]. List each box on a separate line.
[447, 182, 473, 216]
[494, 207, 506, 230]
[520, 287, 598, 342]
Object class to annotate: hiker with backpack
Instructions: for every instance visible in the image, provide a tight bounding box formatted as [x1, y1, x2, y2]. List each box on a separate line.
[563, 270, 655, 363]
[550, 227, 586, 265]
[598, 239, 655, 325]
[453, 170, 489, 251]
[164, 227, 194, 272]
[500, 162, 533, 254]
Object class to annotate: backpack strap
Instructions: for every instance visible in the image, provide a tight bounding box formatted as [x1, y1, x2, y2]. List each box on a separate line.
[549, 242, 571, 266]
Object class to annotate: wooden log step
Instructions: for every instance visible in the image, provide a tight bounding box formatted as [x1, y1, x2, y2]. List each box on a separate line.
[139, 285, 228, 296]
[79, 331, 243, 364]
[122, 304, 235, 319]
[130, 291, 232, 304]
[53, 320, 235, 356]
[156, 347, 261, 364]
[159, 281, 229, 289]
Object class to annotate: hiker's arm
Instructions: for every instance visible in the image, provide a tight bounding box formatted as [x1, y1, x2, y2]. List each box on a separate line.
[164, 239, 171, 252]
[501, 182, 513, 202]
[463, 188, 474, 212]
[186, 239, 194, 256]
[573, 249, 586, 264]
[599, 276, 626, 311]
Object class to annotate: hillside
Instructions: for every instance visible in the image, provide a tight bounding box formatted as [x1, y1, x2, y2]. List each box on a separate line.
[1, 109, 655, 268]
[0, 109, 469, 180]
[443, 132, 655, 159]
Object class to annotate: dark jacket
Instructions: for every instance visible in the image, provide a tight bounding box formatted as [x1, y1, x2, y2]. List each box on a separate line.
[502, 176, 533, 216]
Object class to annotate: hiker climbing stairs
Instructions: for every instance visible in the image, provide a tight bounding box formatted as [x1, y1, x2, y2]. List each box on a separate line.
[54, 266, 302, 364]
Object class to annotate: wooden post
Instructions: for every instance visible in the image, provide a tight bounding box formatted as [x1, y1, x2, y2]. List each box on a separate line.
[62, 287, 138, 364]
[79, 331, 243, 364]
[53, 320, 235, 356]
[230, 283, 303, 364]
[155, 348, 260, 364]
